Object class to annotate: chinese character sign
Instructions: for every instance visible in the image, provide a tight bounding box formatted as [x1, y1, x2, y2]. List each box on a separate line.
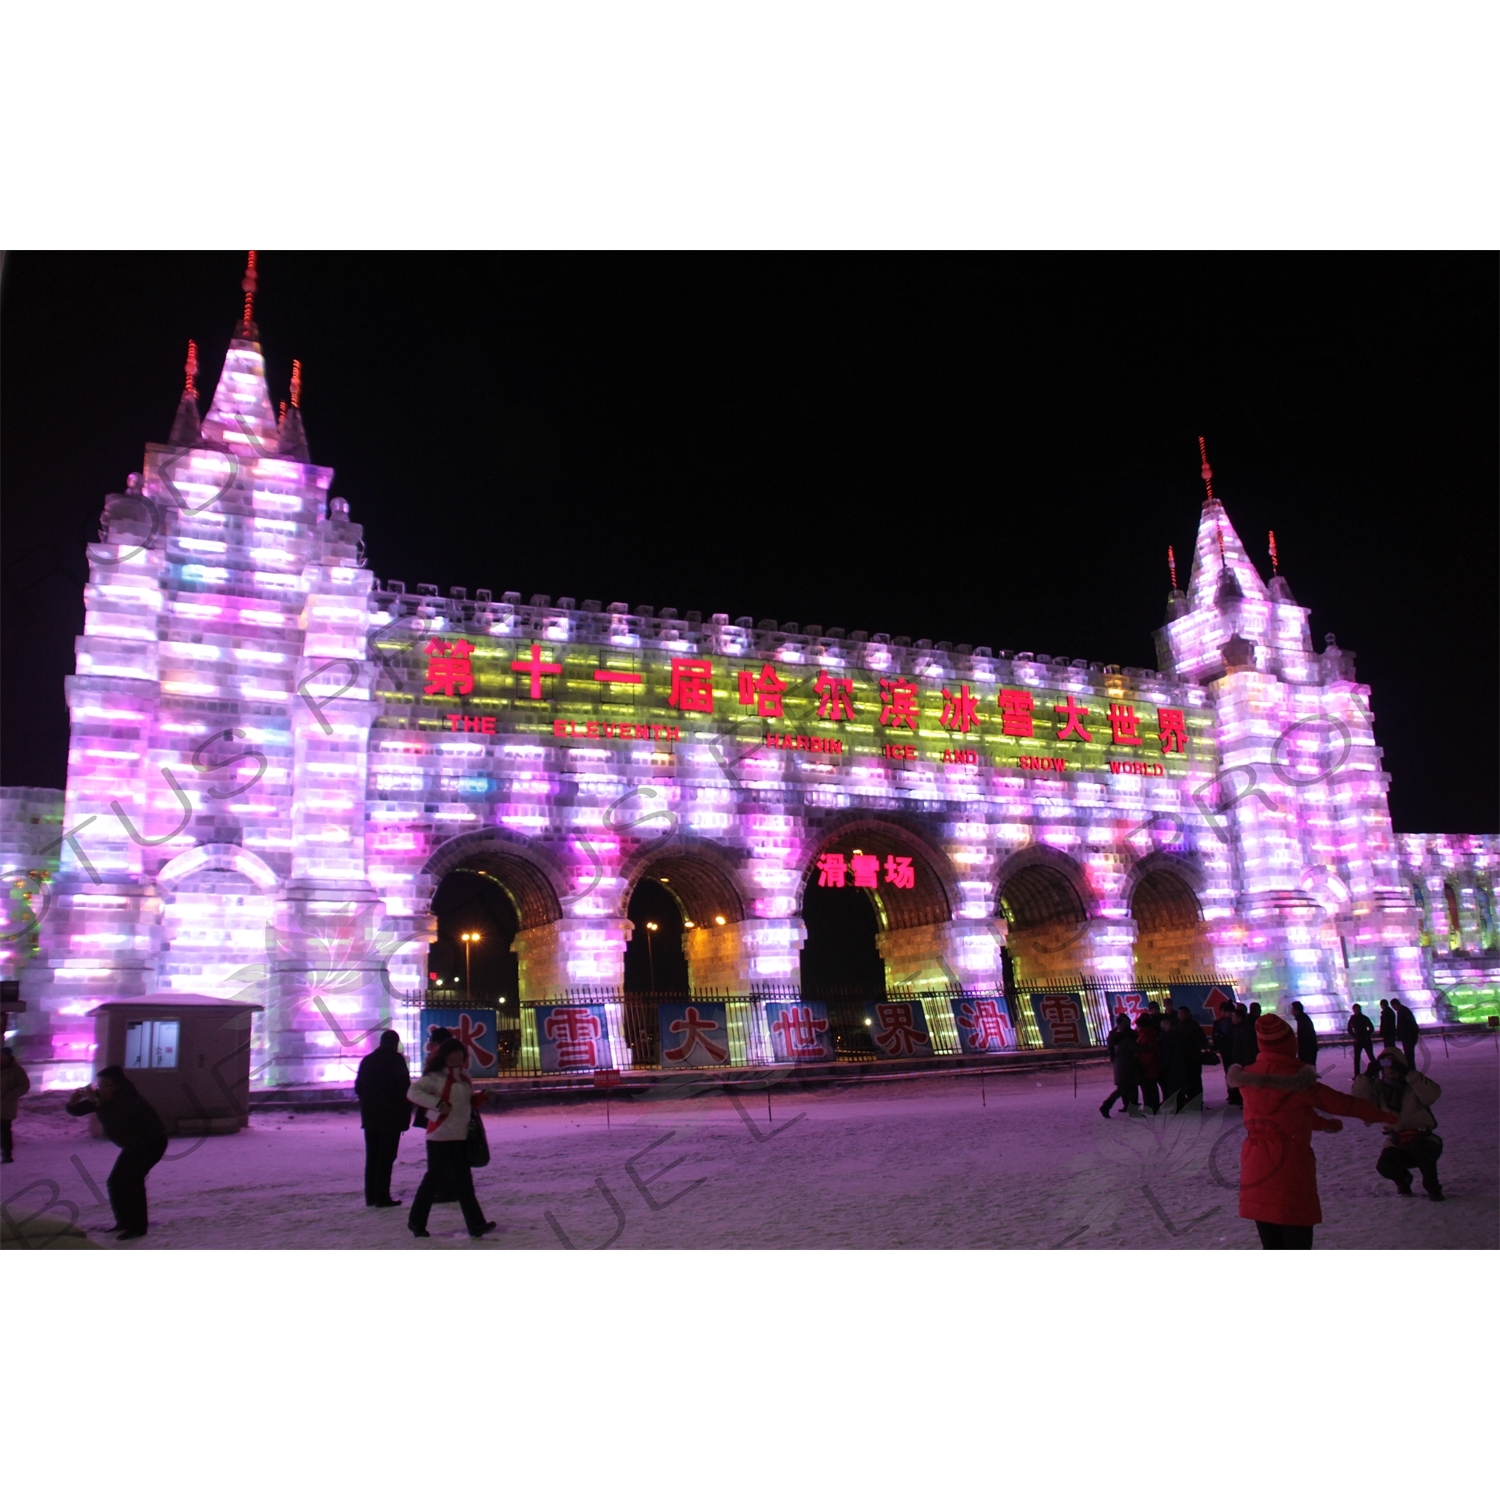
[951, 995, 1017, 1054]
[668, 659, 715, 714]
[1105, 991, 1151, 1026]
[658, 1002, 731, 1067]
[419, 1008, 501, 1078]
[765, 1001, 836, 1063]
[1030, 992, 1088, 1047]
[1166, 982, 1236, 1026]
[424, 639, 474, 697]
[870, 1000, 934, 1058]
[534, 1004, 612, 1072]
[816, 852, 916, 890]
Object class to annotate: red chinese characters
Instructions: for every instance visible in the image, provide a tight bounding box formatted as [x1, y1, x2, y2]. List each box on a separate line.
[453, 1012, 496, 1070]
[770, 1004, 830, 1059]
[669, 658, 715, 714]
[738, 663, 788, 717]
[879, 676, 920, 732]
[1157, 707, 1189, 754]
[543, 1007, 604, 1069]
[939, 684, 982, 733]
[1055, 694, 1092, 741]
[1107, 701, 1142, 746]
[851, 853, 880, 889]
[884, 855, 914, 889]
[814, 670, 857, 722]
[816, 852, 847, 888]
[510, 640, 563, 699]
[424, 638, 474, 697]
[997, 688, 1035, 738]
[956, 997, 1014, 1050]
[873, 1002, 930, 1057]
[1036, 994, 1084, 1046]
[663, 1005, 729, 1065]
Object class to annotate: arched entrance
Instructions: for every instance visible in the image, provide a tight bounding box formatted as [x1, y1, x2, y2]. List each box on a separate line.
[798, 819, 953, 998]
[996, 855, 1089, 986]
[620, 842, 749, 994]
[1128, 860, 1211, 977]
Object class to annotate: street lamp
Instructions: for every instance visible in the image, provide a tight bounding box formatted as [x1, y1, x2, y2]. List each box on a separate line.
[460, 931, 480, 998]
[645, 920, 659, 992]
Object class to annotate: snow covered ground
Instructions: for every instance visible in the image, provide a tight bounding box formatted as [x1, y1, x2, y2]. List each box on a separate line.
[5, 1042, 1496, 1250]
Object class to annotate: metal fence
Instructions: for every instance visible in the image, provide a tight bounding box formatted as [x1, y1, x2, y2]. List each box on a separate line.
[392, 975, 1242, 1079]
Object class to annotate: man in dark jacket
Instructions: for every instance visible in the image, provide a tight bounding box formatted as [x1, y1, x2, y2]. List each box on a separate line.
[1158, 1010, 1184, 1108]
[1135, 1014, 1163, 1114]
[354, 1030, 412, 1207]
[1392, 999, 1421, 1070]
[1099, 1013, 1139, 1117]
[1378, 998, 1397, 1051]
[1227, 1005, 1258, 1105]
[1347, 1003, 1377, 1076]
[1174, 1007, 1206, 1112]
[1290, 1000, 1319, 1066]
[65, 1067, 168, 1240]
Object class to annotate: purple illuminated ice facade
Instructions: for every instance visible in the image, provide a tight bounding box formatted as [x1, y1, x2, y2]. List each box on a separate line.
[5, 314, 1498, 1089]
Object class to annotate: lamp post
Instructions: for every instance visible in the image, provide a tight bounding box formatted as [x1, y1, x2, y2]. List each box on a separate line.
[460, 931, 480, 999]
[645, 921, 659, 992]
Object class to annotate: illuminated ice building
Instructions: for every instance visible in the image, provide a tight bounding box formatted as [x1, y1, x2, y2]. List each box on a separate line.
[6, 269, 1497, 1089]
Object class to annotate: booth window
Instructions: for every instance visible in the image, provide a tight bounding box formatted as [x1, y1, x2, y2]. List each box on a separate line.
[124, 1020, 180, 1070]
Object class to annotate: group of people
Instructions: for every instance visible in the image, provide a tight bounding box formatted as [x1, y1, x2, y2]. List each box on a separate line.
[1346, 997, 1422, 1073]
[0, 1027, 497, 1245]
[1098, 995, 1447, 1250]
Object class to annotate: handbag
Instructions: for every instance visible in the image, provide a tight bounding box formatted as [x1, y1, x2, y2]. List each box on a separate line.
[467, 1104, 490, 1168]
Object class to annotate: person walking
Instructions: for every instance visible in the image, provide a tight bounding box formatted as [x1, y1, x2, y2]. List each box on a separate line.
[1377, 999, 1397, 1052]
[354, 1030, 412, 1208]
[406, 1038, 496, 1239]
[1352, 1050, 1445, 1200]
[1135, 1012, 1162, 1115]
[1174, 1007, 1207, 1112]
[1392, 999, 1421, 1070]
[1099, 1013, 1139, 1117]
[1290, 1001, 1319, 1067]
[1226, 1015, 1397, 1249]
[1346, 1004, 1377, 1077]
[1228, 1004, 1258, 1104]
[64, 1066, 169, 1241]
[1213, 1001, 1238, 1105]
[1, 1047, 30, 1163]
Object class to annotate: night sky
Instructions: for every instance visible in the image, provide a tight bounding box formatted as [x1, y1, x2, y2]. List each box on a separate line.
[2, 252, 1495, 838]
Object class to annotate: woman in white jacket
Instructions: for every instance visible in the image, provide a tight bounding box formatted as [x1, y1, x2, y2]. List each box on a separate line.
[406, 1038, 497, 1238]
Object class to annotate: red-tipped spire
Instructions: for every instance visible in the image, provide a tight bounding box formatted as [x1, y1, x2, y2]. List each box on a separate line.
[1216, 526, 1226, 564]
[239, 251, 259, 336]
[1168, 545, 1178, 592]
[290, 358, 302, 409]
[278, 400, 288, 428]
[184, 339, 199, 400]
[1198, 435, 1214, 501]
[1268, 529, 1280, 575]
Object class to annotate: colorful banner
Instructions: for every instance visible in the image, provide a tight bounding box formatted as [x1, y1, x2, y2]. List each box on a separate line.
[868, 999, 935, 1059]
[1029, 992, 1089, 1048]
[764, 1000, 837, 1063]
[1104, 991, 1153, 1026]
[533, 1003, 613, 1072]
[658, 1002, 732, 1068]
[418, 1008, 502, 1078]
[1166, 982, 1237, 1025]
[951, 994, 1018, 1053]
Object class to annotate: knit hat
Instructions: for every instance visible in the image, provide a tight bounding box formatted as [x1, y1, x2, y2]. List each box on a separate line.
[1255, 1013, 1297, 1055]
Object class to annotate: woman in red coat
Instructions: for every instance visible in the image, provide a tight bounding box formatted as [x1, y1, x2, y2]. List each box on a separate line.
[1226, 1013, 1396, 1249]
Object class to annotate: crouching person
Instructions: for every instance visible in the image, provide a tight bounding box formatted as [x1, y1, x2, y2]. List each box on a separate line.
[1352, 1050, 1445, 1201]
[65, 1066, 168, 1241]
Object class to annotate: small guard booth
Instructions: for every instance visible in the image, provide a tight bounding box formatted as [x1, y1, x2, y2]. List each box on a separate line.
[90, 993, 263, 1136]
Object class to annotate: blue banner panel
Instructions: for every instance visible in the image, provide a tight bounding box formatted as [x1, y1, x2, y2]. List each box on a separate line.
[1029, 992, 1089, 1048]
[764, 1001, 837, 1063]
[418, 1008, 502, 1078]
[1167, 983, 1238, 1026]
[658, 1002, 732, 1067]
[951, 994, 1019, 1053]
[534, 1004, 612, 1072]
[1103, 991, 1154, 1027]
[869, 999, 935, 1059]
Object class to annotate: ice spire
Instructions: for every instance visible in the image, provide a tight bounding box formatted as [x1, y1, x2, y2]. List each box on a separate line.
[167, 338, 202, 445]
[278, 358, 310, 461]
[1184, 438, 1267, 611]
[199, 252, 281, 455]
